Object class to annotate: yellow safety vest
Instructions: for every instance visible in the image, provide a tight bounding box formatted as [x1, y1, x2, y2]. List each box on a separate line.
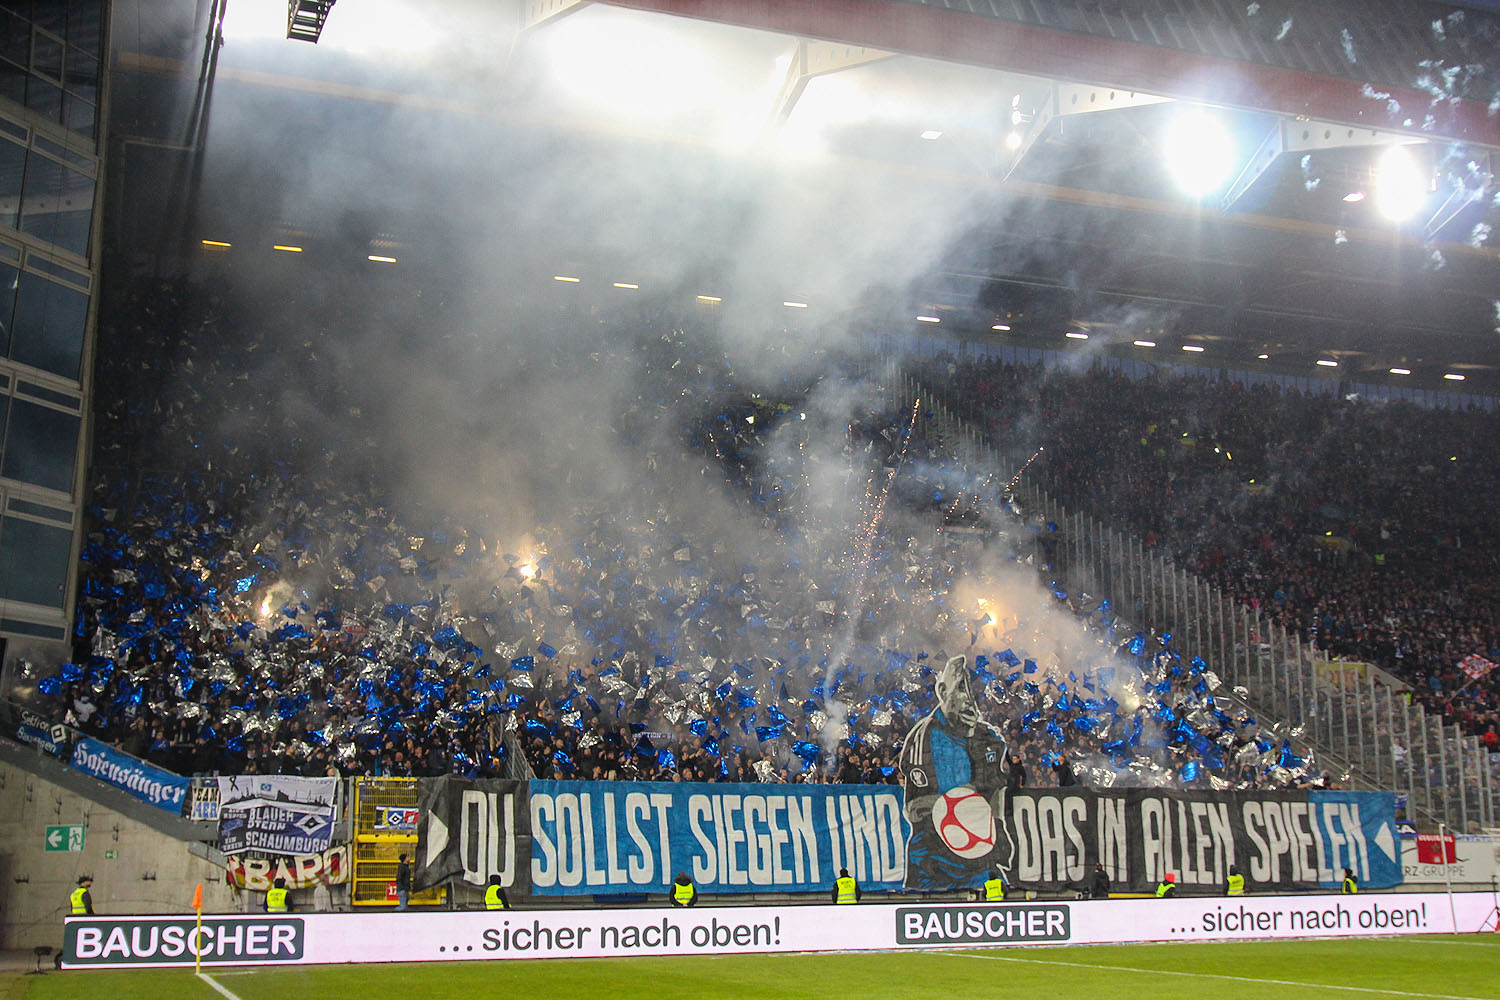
[672, 881, 695, 905]
[69, 887, 89, 915]
[266, 887, 288, 912]
[1342, 877, 1358, 894]
[1155, 882, 1176, 898]
[1226, 873, 1245, 896]
[983, 878, 1005, 901]
[835, 876, 858, 904]
[485, 885, 509, 910]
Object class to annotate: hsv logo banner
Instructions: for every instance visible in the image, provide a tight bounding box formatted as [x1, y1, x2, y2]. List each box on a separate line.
[415, 777, 531, 893]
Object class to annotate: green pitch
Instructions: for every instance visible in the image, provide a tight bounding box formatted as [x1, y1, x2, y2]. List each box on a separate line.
[7, 937, 1499, 1000]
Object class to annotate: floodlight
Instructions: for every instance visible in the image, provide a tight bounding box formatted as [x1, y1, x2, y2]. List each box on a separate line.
[1163, 112, 1235, 197]
[1374, 145, 1427, 221]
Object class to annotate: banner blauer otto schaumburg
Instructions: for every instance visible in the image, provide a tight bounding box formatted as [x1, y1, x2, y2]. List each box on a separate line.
[69, 737, 189, 814]
[217, 776, 338, 854]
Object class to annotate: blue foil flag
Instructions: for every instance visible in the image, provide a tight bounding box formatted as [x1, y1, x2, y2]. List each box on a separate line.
[538, 642, 558, 659]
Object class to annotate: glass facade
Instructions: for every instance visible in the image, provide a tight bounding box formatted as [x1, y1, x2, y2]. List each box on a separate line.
[0, 0, 100, 640]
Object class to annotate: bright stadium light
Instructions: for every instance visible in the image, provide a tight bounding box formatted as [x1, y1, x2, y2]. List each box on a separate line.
[1374, 145, 1427, 221]
[991, 324, 1011, 332]
[1316, 359, 1338, 367]
[1389, 368, 1411, 375]
[916, 315, 941, 324]
[1133, 340, 1156, 348]
[1065, 331, 1088, 340]
[1444, 372, 1466, 381]
[1163, 111, 1235, 197]
[1182, 344, 1205, 353]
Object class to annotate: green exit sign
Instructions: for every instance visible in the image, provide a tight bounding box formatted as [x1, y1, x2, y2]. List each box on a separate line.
[44, 825, 84, 852]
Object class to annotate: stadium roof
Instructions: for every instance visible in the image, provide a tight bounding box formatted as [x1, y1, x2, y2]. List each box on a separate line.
[109, 0, 1500, 390]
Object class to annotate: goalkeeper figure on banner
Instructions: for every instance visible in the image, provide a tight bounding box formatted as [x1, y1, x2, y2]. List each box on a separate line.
[899, 654, 1014, 892]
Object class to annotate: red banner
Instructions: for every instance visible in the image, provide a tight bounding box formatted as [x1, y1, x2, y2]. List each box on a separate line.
[1415, 834, 1456, 865]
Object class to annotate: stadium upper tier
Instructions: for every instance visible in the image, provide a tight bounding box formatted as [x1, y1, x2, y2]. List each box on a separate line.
[908, 353, 1500, 747]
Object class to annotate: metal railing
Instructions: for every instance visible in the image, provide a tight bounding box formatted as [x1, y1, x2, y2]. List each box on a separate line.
[898, 370, 1497, 831]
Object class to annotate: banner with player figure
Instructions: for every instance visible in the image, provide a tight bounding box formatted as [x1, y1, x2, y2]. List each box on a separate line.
[899, 655, 1013, 892]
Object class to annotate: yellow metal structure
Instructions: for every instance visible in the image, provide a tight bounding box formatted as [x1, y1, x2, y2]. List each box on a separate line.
[351, 777, 444, 907]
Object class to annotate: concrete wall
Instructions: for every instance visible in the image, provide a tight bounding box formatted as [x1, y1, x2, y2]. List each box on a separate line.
[0, 759, 237, 950]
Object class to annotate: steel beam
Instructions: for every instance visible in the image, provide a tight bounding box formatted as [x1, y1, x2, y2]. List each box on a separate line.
[599, 0, 1500, 149]
[1221, 119, 1422, 213]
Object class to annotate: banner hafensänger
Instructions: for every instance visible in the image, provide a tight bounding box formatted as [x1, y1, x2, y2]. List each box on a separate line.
[68, 737, 189, 815]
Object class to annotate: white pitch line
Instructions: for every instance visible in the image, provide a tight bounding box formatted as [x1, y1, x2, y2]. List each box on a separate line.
[943, 950, 1498, 1000]
[198, 971, 247, 1000]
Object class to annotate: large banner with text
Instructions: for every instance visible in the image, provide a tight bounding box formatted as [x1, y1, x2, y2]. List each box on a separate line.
[997, 788, 1400, 894]
[527, 780, 909, 897]
[415, 777, 531, 893]
[69, 737, 189, 815]
[60, 891, 1490, 969]
[217, 776, 338, 854]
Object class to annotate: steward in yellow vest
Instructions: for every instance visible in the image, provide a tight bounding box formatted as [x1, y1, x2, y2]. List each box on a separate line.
[670, 872, 697, 907]
[832, 868, 860, 904]
[70, 876, 94, 915]
[1225, 867, 1245, 896]
[982, 867, 1005, 901]
[265, 878, 290, 913]
[485, 875, 511, 910]
[1155, 873, 1178, 898]
[1341, 868, 1358, 894]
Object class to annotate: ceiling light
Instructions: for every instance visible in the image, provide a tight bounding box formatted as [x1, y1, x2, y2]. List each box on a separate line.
[367, 255, 396, 263]
[553, 275, 581, 283]
[1444, 372, 1466, 381]
[1342, 191, 1365, 203]
[1163, 111, 1236, 197]
[1004, 131, 1023, 151]
[696, 294, 721, 303]
[1182, 345, 1205, 353]
[920, 129, 942, 140]
[783, 301, 808, 309]
[613, 282, 639, 289]
[1133, 340, 1156, 348]
[916, 315, 941, 324]
[273, 245, 303, 253]
[992, 324, 1011, 332]
[1374, 145, 1427, 221]
[1389, 367, 1411, 375]
[1316, 359, 1338, 367]
[1257, 353, 1269, 360]
[201, 239, 231, 248]
[1065, 332, 1089, 340]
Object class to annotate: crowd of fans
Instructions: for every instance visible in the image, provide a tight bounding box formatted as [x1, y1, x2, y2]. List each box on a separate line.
[22, 276, 1316, 793]
[914, 355, 1500, 750]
